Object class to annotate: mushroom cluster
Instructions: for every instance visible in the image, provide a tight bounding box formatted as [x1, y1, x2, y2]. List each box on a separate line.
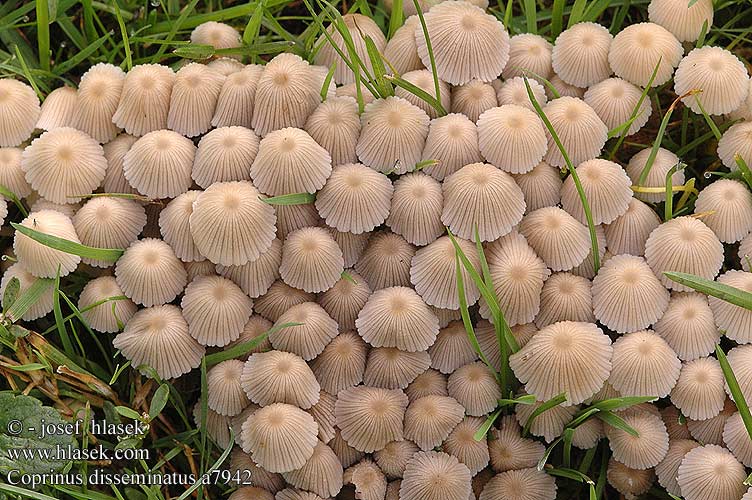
[2, 0, 752, 498]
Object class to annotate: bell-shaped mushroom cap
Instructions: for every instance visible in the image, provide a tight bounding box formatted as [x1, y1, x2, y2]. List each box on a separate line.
[477, 105, 547, 174]
[26, 197, 79, 219]
[13, 210, 81, 278]
[519, 206, 591, 271]
[356, 286, 439, 352]
[181, 275, 253, 347]
[384, 16, 423, 76]
[311, 331, 368, 394]
[571, 416, 605, 450]
[386, 173, 444, 247]
[535, 273, 593, 328]
[335, 386, 409, 452]
[607, 459, 655, 498]
[356, 97, 430, 174]
[102, 134, 138, 195]
[229, 448, 285, 493]
[654, 292, 720, 361]
[241, 350, 320, 409]
[510, 321, 612, 405]
[0, 79, 40, 147]
[113, 304, 204, 379]
[429, 321, 478, 374]
[608, 23, 683, 88]
[190, 21, 241, 55]
[328, 229, 369, 269]
[394, 70, 451, 120]
[442, 162, 526, 242]
[503, 33, 553, 81]
[649, 0, 713, 41]
[254, 279, 314, 322]
[694, 179, 752, 243]
[375, 440, 419, 479]
[724, 412, 752, 467]
[511, 161, 562, 213]
[488, 415, 545, 472]
[226, 315, 272, 359]
[584, 78, 652, 136]
[604, 198, 661, 257]
[675, 46, 750, 115]
[430, 306, 461, 329]
[315, 163, 393, 234]
[609, 329, 681, 398]
[193, 404, 231, 448]
[687, 399, 737, 446]
[271, 302, 339, 360]
[318, 271, 371, 333]
[304, 97, 360, 166]
[742, 233, 752, 273]
[308, 390, 336, 444]
[251, 127, 332, 196]
[515, 397, 577, 442]
[496, 77, 548, 112]
[562, 158, 633, 225]
[241, 402, 319, 473]
[157, 192, 204, 263]
[228, 487, 274, 500]
[190, 181, 277, 266]
[336, 83, 376, 105]
[344, 459, 387, 500]
[212, 65, 263, 128]
[275, 489, 326, 500]
[330, 428, 366, 469]
[662, 405, 693, 440]
[0, 263, 54, 321]
[541, 97, 608, 168]
[192, 126, 258, 188]
[451, 80, 498, 123]
[655, 439, 701, 496]
[718, 121, 752, 171]
[283, 441, 343, 498]
[72, 63, 125, 143]
[77, 275, 136, 333]
[252, 54, 322, 136]
[417, 1, 508, 86]
[207, 57, 244, 75]
[410, 235, 480, 310]
[355, 232, 416, 290]
[114, 237, 187, 306]
[670, 357, 726, 421]
[207, 359, 250, 417]
[184, 259, 215, 282]
[548, 74, 586, 99]
[0, 148, 31, 199]
[448, 362, 501, 417]
[112, 64, 175, 136]
[421, 113, 483, 182]
[479, 467, 557, 500]
[442, 416, 489, 474]
[726, 345, 752, 404]
[36, 86, 76, 131]
[625, 147, 684, 203]
[551, 22, 613, 87]
[605, 410, 669, 469]
[677, 444, 747, 500]
[400, 451, 472, 500]
[73, 197, 147, 267]
[406, 368, 448, 402]
[279, 227, 344, 293]
[21, 128, 106, 204]
[122, 129, 195, 199]
[644, 216, 724, 292]
[364, 347, 430, 389]
[403, 395, 465, 451]
[314, 13, 386, 85]
[167, 63, 225, 137]
[710, 270, 752, 343]
[591, 254, 669, 333]
[275, 203, 321, 241]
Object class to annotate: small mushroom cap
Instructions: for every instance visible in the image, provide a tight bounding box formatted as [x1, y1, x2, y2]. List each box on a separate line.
[655, 439, 701, 496]
[515, 397, 577, 443]
[605, 410, 669, 469]
[626, 147, 684, 203]
[675, 46, 750, 115]
[451, 80, 498, 123]
[192, 126, 258, 188]
[73, 197, 147, 267]
[72, 63, 125, 143]
[328, 229, 369, 269]
[604, 198, 661, 256]
[113, 64, 175, 136]
[311, 331, 368, 394]
[608, 22, 683, 87]
[122, 129, 195, 199]
[344, 459, 387, 500]
[384, 17, 424, 76]
[0, 79, 41, 147]
[448, 362, 501, 417]
[584, 77, 652, 135]
[609, 329, 681, 398]
[479, 467, 557, 500]
[0, 263, 54, 321]
[548, 74, 586, 99]
[364, 347, 431, 390]
[511, 161, 563, 213]
[400, 451, 472, 500]
[207, 360, 250, 416]
[102, 134, 139, 195]
[709, 270, 752, 344]
[254, 279, 314, 322]
[14, 209, 81, 278]
[718, 121, 752, 171]
[308, 390, 336, 444]
[562, 158, 633, 225]
[687, 399, 737, 446]
[212, 65, 263, 128]
[648, 0, 713, 42]
[694, 179, 752, 243]
[406, 368, 448, 402]
[241, 350, 320, 409]
[741, 233, 752, 272]
[519, 206, 591, 271]
[488, 415, 545, 472]
[158, 191, 204, 263]
[726, 345, 752, 404]
[193, 404, 231, 448]
[0, 147, 31, 199]
[429, 321, 478, 374]
[271, 302, 339, 360]
[654, 292, 720, 361]
[113, 304, 205, 379]
[442, 416, 489, 474]
[184, 259, 216, 282]
[374, 440, 420, 479]
[279, 227, 344, 293]
[535, 272, 594, 328]
[228, 487, 274, 500]
[677, 445, 747, 500]
[181, 275, 253, 347]
[421, 113, 483, 182]
[229, 449, 285, 493]
[190, 21, 241, 54]
[607, 459, 655, 497]
[552, 22, 613, 87]
[662, 405, 693, 440]
[477, 105, 547, 174]
[671, 357, 726, 421]
[36, 86, 76, 132]
[395, 70, 451, 120]
[314, 14, 386, 85]
[330, 428, 366, 469]
[275, 202, 321, 241]
[502, 33, 553, 81]
[283, 441, 344, 498]
[723, 412, 752, 467]
[355, 232, 416, 290]
[21, 127, 107, 204]
[386, 172, 444, 246]
[496, 77, 548, 112]
[77, 275, 137, 333]
[644, 216, 724, 291]
[167, 62, 225, 137]
[403, 395, 465, 451]
[335, 386, 409, 453]
[541, 97, 608, 168]
[318, 270, 371, 332]
[304, 96, 360, 166]
[336, 83, 376, 105]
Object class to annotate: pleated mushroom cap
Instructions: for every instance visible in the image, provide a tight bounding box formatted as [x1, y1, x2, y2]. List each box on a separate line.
[442, 162, 526, 242]
[384, 16, 423, 76]
[364, 347, 430, 390]
[723, 412, 752, 467]
[27, 198, 79, 218]
[447, 362, 501, 417]
[73, 197, 147, 267]
[0, 79, 40, 147]
[655, 439, 701, 496]
[604, 198, 661, 256]
[688, 398, 737, 446]
[184, 259, 216, 282]
[283, 441, 343, 498]
[356, 286, 439, 352]
[254, 279, 314, 322]
[13, 210, 81, 278]
[313, 14, 386, 85]
[0, 147, 31, 199]
[677, 444, 747, 500]
[609, 329, 681, 398]
[279, 227, 344, 293]
[694, 179, 752, 243]
[336, 83, 376, 105]
[572, 416, 605, 450]
[495, 77, 547, 112]
[429, 321, 478, 374]
[212, 65, 263, 128]
[328, 229, 369, 269]
[709, 270, 752, 344]
[375, 440, 419, 479]
[112, 64, 175, 136]
[190, 181, 277, 266]
[535, 273, 593, 327]
[442, 416, 489, 474]
[552, 22, 613, 87]
[477, 105, 547, 174]
[726, 345, 752, 405]
[479, 467, 557, 500]
[193, 404, 231, 448]
[608, 23, 683, 88]
[77, 275, 137, 332]
[72, 63, 125, 143]
[275, 489, 326, 500]
[330, 428, 366, 468]
[605, 410, 669, 469]
[122, 129, 195, 199]
[335, 386, 408, 453]
[742, 233, 752, 272]
[662, 405, 693, 440]
[406, 368, 448, 402]
[275, 203, 321, 241]
[430, 306, 462, 329]
[181, 275, 253, 347]
[591, 254, 669, 333]
[157, 191, 203, 262]
[676, 45, 751, 115]
[718, 121, 752, 171]
[190, 21, 241, 55]
[271, 302, 339, 360]
[311, 331, 368, 394]
[241, 350, 320, 409]
[355, 231, 416, 290]
[488, 415, 545, 472]
[0, 263, 54, 321]
[167, 62, 225, 137]
[241, 402, 319, 473]
[386, 173, 444, 246]
[562, 158, 633, 225]
[394, 70, 451, 120]
[654, 292, 720, 361]
[344, 459, 387, 500]
[102, 134, 138, 195]
[228, 487, 274, 500]
[36, 86, 76, 132]
[304, 97, 360, 166]
[541, 97, 608, 168]
[670, 357, 726, 421]
[114, 238, 187, 306]
[626, 147, 684, 203]
[229, 449, 285, 493]
[192, 126, 258, 188]
[315, 163, 393, 234]
[113, 304, 204, 379]
[403, 395, 464, 451]
[515, 398, 577, 442]
[607, 459, 655, 498]
[451, 80, 498, 123]
[308, 390, 336, 444]
[519, 206, 591, 271]
[317, 271, 371, 333]
[400, 451, 472, 500]
[548, 74, 586, 99]
[251, 127, 332, 196]
[502, 33, 553, 81]
[511, 161, 562, 213]
[584, 78, 652, 135]
[644, 216, 724, 291]
[356, 97, 430, 174]
[21, 127, 106, 204]
[421, 113, 483, 182]
[651, 0, 713, 40]
[416, 1, 509, 86]
[207, 360, 249, 417]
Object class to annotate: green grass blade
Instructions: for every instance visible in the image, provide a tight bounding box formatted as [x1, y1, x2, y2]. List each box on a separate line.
[567, 0, 587, 27]
[6, 277, 53, 323]
[112, 0, 132, 71]
[0, 183, 28, 217]
[11, 221, 124, 262]
[177, 428, 234, 500]
[412, 0, 441, 107]
[551, 0, 565, 37]
[205, 322, 301, 366]
[364, 34, 393, 96]
[473, 407, 502, 441]
[321, 62, 336, 100]
[53, 269, 74, 357]
[695, 96, 722, 140]
[36, 0, 51, 71]
[523, 392, 567, 436]
[387, 74, 445, 116]
[608, 57, 659, 159]
[387, 0, 403, 38]
[664, 271, 752, 309]
[734, 154, 752, 192]
[522, 0, 537, 33]
[596, 410, 638, 437]
[260, 192, 316, 205]
[664, 161, 685, 221]
[2, 276, 19, 312]
[716, 345, 752, 442]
